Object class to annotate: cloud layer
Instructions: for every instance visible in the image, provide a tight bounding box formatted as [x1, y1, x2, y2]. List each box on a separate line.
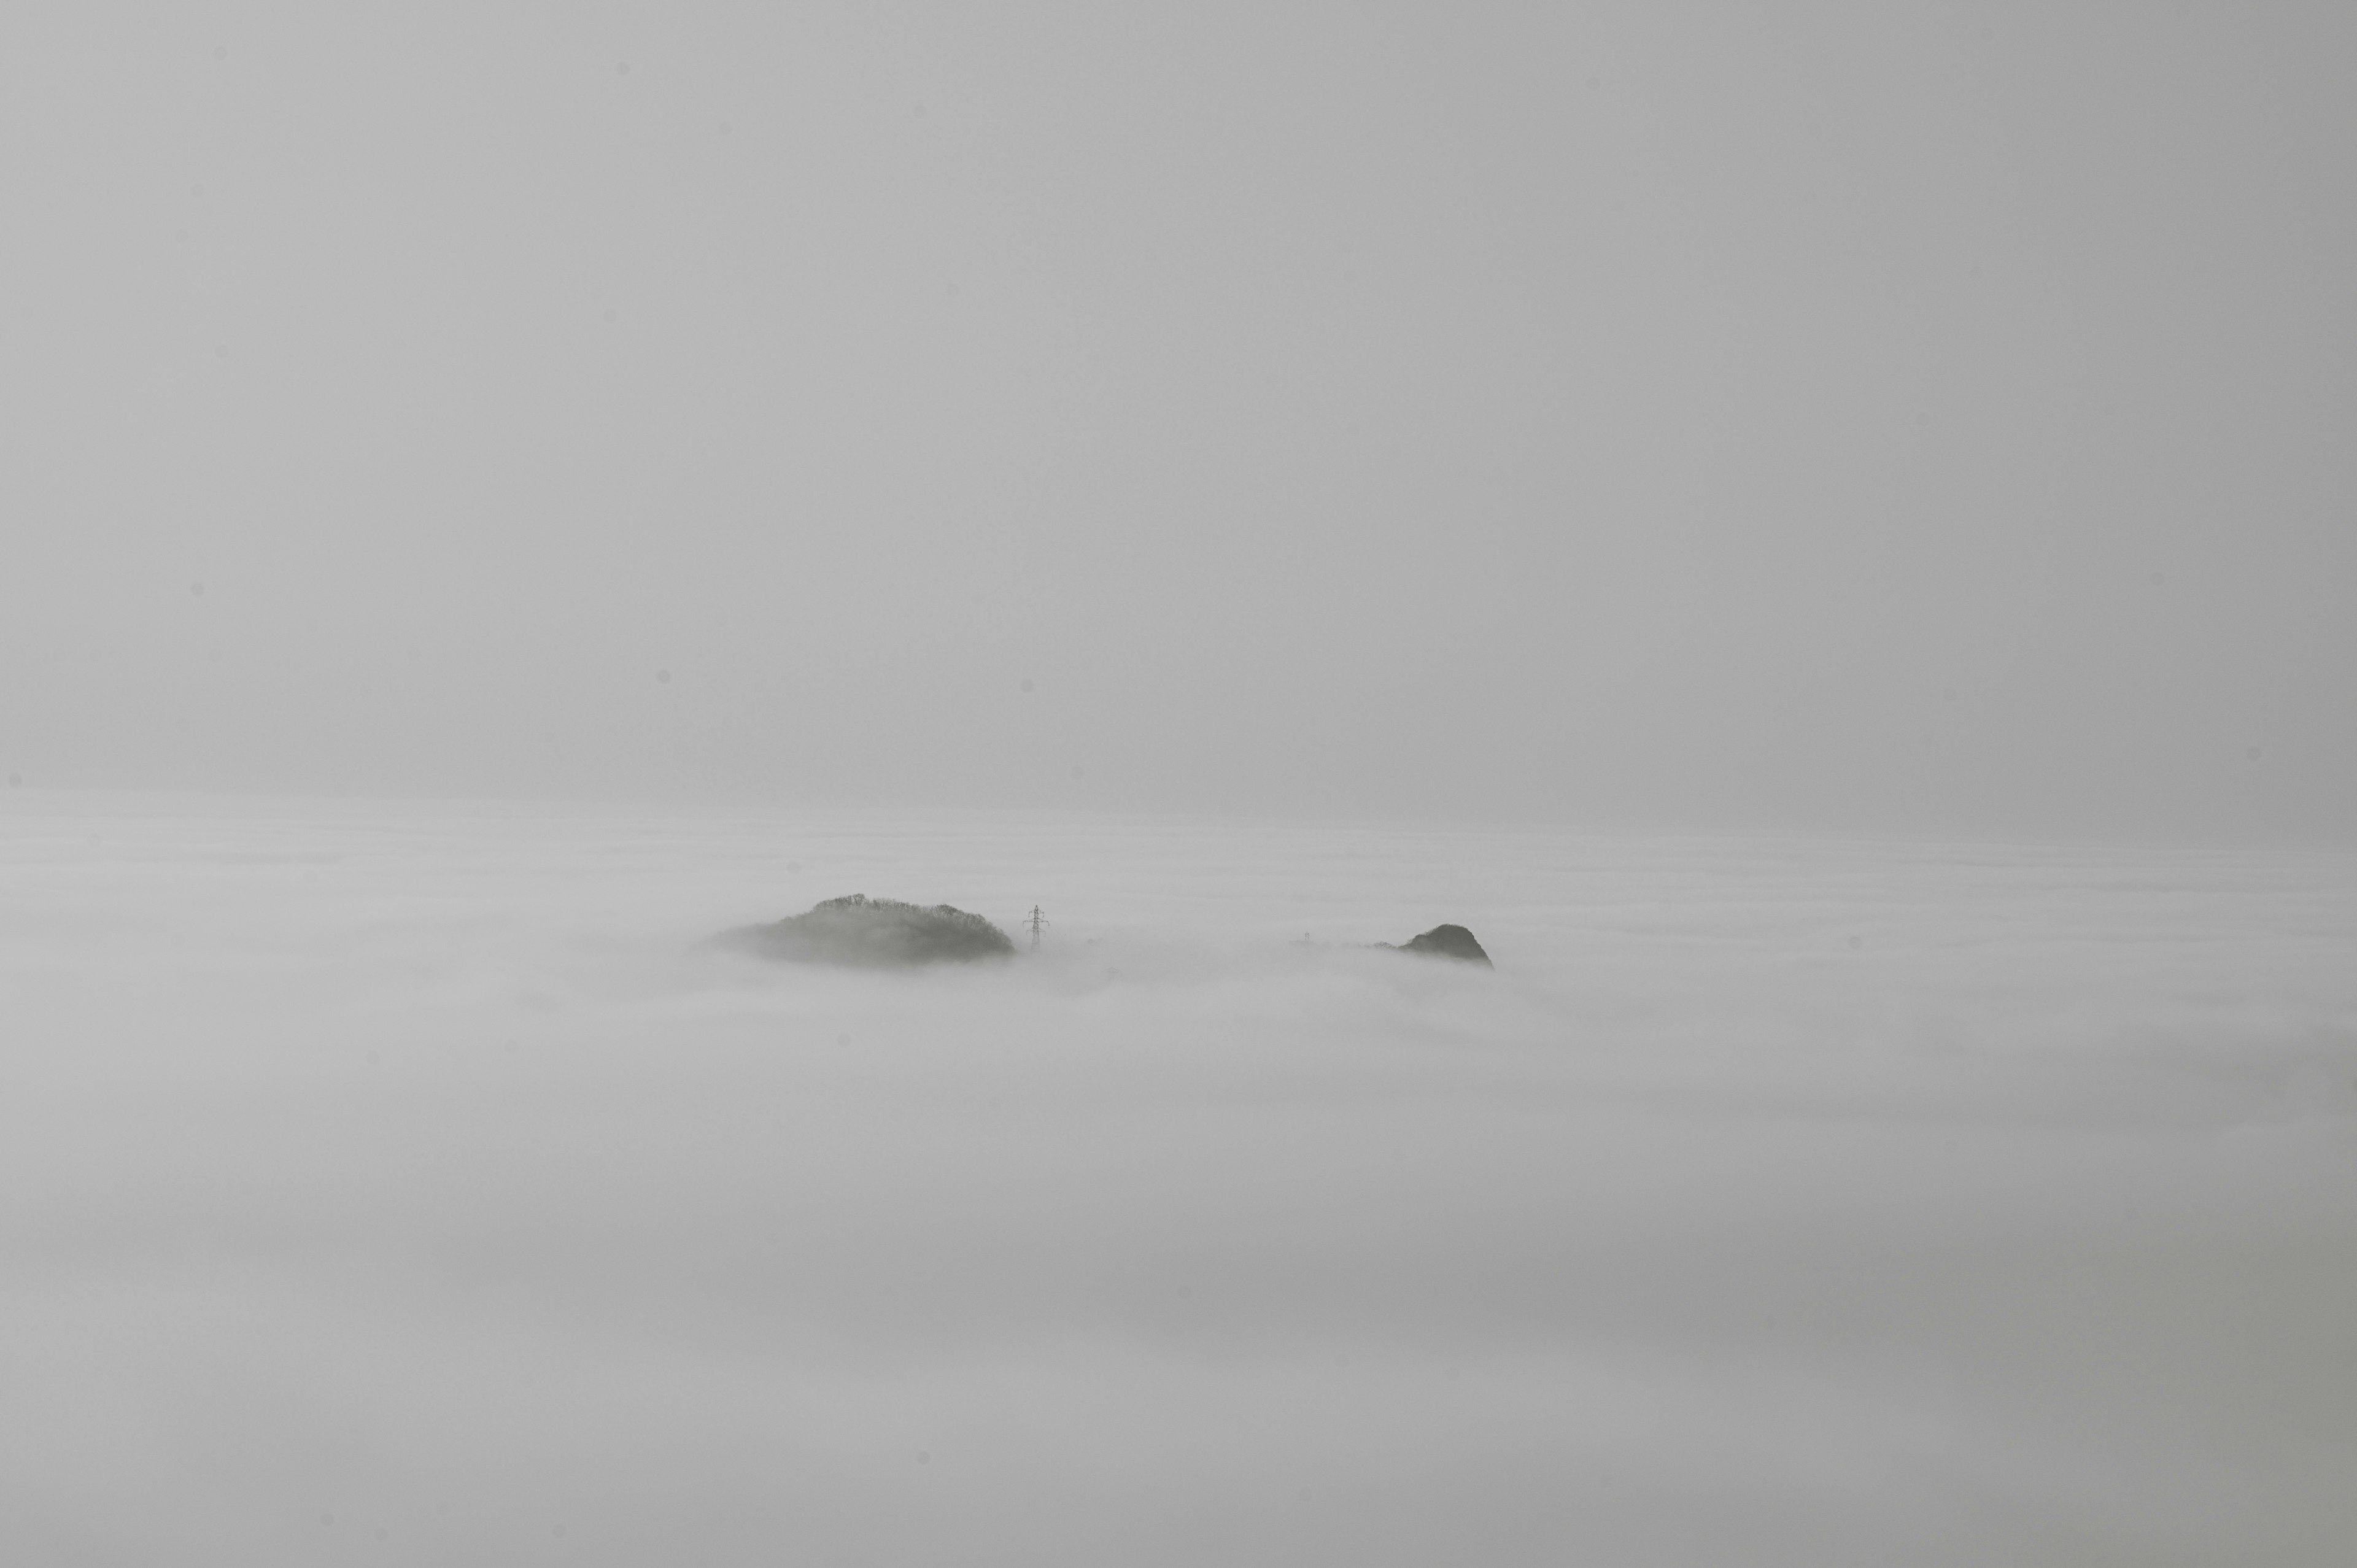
[3, 799, 2353, 1564]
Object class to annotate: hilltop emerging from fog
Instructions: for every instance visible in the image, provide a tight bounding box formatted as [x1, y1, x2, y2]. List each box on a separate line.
[713, 893, 1017, 967]
[716, 895, 1497, 972]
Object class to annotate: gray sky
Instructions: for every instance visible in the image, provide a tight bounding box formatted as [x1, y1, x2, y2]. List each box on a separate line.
[4, 2, 2351, 838]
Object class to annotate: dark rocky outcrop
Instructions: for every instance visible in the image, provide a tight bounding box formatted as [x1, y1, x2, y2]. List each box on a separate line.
[1384, 924, 1493, 966]
[713, 894, 1015, 968]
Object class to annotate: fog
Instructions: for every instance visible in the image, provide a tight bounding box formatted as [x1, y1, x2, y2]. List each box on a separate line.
[7, 6, 2356, 1563]
[4, 799, 2352, 1563]
[4, 4, 2353, 837]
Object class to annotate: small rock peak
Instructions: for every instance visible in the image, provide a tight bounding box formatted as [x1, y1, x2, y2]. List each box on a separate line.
[712, 894, 1014, 967]
[1390, 924, 1492, 966]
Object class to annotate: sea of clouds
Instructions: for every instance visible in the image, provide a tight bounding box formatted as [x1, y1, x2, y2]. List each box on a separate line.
[3, 797, 2352, 1566]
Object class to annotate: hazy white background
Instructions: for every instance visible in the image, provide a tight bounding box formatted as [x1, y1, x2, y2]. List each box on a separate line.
[6, 6, 2356, 1565]
[3, 2, 2351, 836]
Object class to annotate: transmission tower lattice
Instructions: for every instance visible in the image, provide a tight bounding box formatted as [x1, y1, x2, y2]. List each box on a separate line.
[1023, 905, 1050, 951]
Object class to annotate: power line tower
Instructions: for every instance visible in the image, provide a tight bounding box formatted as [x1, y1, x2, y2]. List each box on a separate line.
[1023, 905, 1050, 952]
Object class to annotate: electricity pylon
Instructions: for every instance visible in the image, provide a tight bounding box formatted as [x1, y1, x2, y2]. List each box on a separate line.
[1023, 905, 1049, 951]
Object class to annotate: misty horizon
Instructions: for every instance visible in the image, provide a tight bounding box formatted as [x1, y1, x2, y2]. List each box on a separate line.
[6, 6, 2354, 1565]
